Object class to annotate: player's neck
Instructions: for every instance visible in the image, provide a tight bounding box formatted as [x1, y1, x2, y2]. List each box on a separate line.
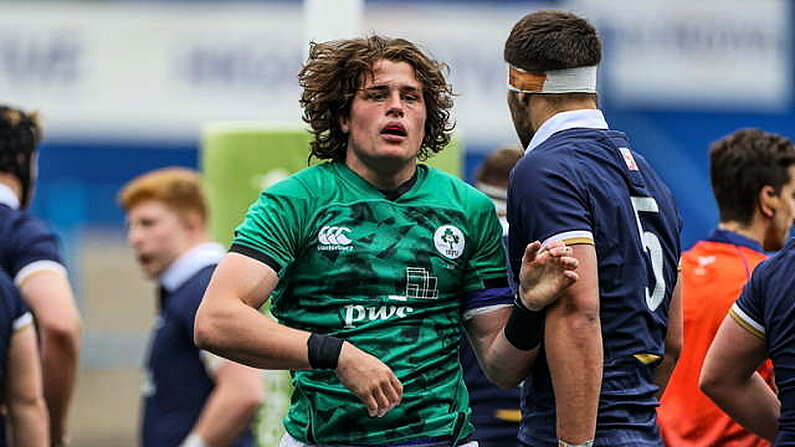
[532, 98, 598, 133]
[0, 173, 22, 200]
[345, 156, 417, 191]
[718, 221, 765, 245]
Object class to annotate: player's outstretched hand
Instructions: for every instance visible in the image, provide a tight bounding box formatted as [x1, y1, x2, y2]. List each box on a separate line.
[518, 240, 579, 311]
[335, 342, 403, 418]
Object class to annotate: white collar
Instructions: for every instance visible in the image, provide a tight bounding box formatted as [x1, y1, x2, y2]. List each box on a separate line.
[526, 109, 608, 153]
[159, 242, 225, 293]
[0, 184, 20, 210]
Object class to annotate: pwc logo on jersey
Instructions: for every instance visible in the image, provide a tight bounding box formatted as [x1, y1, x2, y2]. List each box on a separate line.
[318, 226, 353, 251]
[434, 225, 465, 259]
[343, 304, 414, 329]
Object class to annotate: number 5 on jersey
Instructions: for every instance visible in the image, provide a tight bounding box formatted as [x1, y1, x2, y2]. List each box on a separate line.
[631, 196, 666, 311]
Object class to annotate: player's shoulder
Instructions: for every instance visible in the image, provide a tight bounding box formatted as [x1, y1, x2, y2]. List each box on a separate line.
[511, 145, 589, 197]
[754, 239, 795, 281]
[683, 240, 736, 260]
[261, 163, 333, 197]
[682, 241, 753, 285]
[0, 205, 50, 236]
[517, 130, 605, 176]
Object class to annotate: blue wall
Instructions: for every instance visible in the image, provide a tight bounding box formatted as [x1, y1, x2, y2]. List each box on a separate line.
[32, 141, 198, 228]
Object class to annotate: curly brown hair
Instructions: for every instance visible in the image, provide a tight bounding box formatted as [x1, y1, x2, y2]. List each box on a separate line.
[298, 35, 455, 162]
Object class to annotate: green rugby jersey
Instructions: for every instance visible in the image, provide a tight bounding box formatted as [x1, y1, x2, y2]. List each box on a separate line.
[231, 162, 511, 445]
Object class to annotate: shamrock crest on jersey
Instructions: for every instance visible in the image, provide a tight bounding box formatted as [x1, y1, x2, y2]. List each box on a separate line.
[434, 225, 465, 259]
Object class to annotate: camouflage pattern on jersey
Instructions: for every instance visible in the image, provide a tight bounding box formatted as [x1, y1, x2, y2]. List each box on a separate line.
[233, 162, 507, 445]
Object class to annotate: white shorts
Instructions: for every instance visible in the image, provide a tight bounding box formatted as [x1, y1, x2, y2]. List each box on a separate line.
[279, 432, 478, 447]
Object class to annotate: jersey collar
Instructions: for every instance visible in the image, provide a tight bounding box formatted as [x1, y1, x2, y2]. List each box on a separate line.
[337, 161, 427, 200]
[0, 184, 20, 210]
[706, 228, 764, 254]
[159, 242, 225, 293]
[526, 109, 608, 153]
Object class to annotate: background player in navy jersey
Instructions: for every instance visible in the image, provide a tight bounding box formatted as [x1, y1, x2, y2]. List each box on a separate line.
[499, 10, 683, 447]
[0, 270, 48, 446]
[0, 105, 81, 446]
[119, 168, 263, 447]
[700, 154, 795, 444]
[461, 147, 524, 447]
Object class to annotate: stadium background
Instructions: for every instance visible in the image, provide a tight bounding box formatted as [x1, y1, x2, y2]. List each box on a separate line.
[2, 0, 793, 445]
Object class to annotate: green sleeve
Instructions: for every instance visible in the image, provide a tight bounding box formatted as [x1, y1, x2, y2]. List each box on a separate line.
[462, 195, 509, 292]
[230, 179, 312, 276]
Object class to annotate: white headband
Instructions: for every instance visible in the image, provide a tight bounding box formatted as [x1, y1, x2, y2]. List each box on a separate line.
[507, 64, 598, 94]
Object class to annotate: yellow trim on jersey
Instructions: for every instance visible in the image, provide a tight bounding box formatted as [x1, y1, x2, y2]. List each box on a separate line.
[730, 308, 765, 341]
[494, 409, 522, 422]
[562, 237, 595, 246]
[633, 353, 662, 364]
[543, 230, 594, 248]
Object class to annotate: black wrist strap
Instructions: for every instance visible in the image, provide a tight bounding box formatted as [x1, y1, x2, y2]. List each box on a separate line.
[503, 294, 545, 351]
[307, 333, 344, 369]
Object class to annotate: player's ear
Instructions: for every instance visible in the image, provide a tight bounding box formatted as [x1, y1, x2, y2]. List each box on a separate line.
[507, 90, 531, 108]
[182, 211, 205, 233]
[759, 185, 779, 218]
[339, 114, 350, 134]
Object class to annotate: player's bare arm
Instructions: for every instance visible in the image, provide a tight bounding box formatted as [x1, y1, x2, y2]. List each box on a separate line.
[655, 272, 682, 396]
[466, 240, 579, 389]
[701, 314, 780, 441]
[195, 252, 403, 418]
[188, 360, 264, 446]
[18, 269, 81, 446]
[6, 324, 49, 446]
[545, 244, 601, 445]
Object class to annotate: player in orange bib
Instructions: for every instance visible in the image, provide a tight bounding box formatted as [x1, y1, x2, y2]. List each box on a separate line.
[658, 128, 795, 446]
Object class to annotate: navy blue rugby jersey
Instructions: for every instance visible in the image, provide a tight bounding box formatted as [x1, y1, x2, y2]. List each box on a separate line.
[508, 111, 682, 446]
[731, 238, 795, 447]
[0, 200, 64, 284]
[142, 247, 254, 447]
[0, 270, 33, 447]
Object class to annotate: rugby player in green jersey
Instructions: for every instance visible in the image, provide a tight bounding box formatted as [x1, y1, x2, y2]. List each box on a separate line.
[195, 35, 578, 447]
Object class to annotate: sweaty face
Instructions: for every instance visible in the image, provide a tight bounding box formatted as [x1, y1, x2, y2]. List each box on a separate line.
[126, 200, 192, 279]
[342, 59, 426, 179]
[764, 166, 795, 251]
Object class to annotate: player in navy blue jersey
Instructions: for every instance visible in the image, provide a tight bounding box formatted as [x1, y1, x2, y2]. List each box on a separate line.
[119, 168, 263, 447]
[497, 11, 683, 447]
[461, 147, 524, 447]
[0, 269, 48, 446]
[702, 211, 795, 443]
[0, 105, 81, 446]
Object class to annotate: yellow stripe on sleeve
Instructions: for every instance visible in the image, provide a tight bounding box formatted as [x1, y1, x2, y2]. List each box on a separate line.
[561, 237, 594, 246]
[730, 307, 765, 341]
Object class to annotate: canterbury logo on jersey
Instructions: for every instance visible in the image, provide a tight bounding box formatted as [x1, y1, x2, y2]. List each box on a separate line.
[318, 226, 353, 251]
